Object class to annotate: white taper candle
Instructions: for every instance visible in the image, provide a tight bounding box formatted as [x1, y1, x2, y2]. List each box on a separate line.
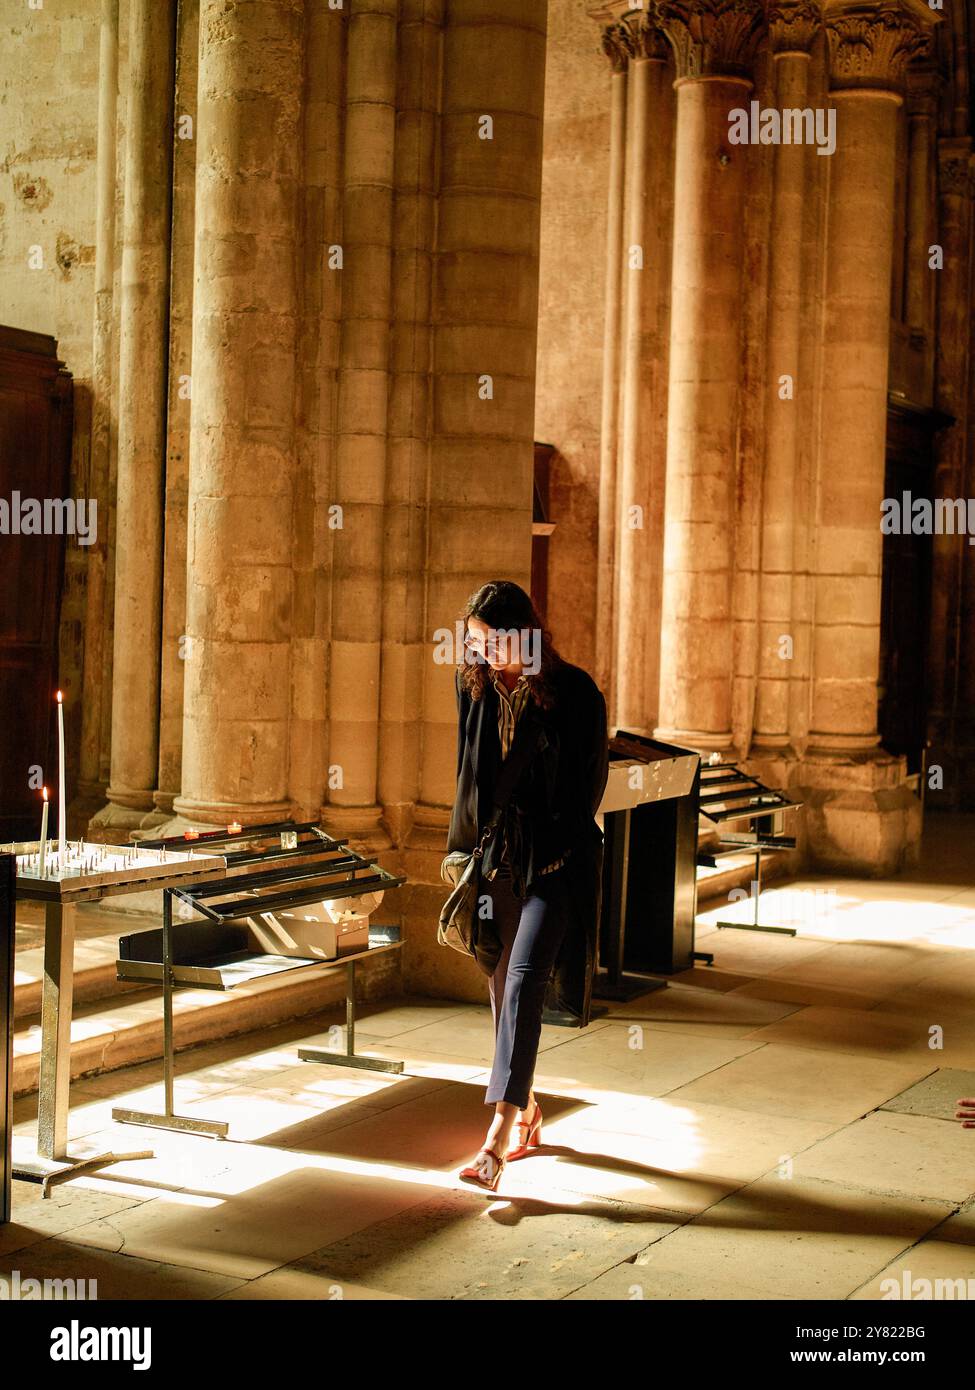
[39, 787, 49, 877]
[56, 690, 66, 862]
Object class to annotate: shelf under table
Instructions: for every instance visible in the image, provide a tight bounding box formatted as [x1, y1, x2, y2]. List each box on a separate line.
[116, 925, 403, 991]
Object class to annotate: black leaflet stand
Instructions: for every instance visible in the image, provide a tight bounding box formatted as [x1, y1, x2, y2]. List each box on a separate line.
[1, 854, 13, 1225]
[595, 731, 709, 999]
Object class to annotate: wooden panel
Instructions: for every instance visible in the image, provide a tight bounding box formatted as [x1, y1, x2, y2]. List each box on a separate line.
[0, 854, 13, 1225]
[0, 328, 72, 839]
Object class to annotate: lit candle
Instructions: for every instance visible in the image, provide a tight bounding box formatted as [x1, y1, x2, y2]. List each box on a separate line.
[38, 787, 49, 877]
[56, 690, 67, 862]
[227, 821, 242, 834]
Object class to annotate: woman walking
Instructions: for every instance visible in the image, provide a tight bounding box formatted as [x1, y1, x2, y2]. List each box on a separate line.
[445, 580, 609, 1191]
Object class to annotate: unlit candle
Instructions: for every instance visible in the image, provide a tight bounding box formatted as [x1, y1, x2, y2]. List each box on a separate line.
[38, 787, 49, 876]
[56, 691, 66, 861]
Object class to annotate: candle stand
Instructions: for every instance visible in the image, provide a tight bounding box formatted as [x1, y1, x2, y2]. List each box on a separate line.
[3, 839, 227, 1193]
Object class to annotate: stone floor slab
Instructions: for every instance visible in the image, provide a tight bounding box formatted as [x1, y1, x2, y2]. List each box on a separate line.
[668, 1044, 936, 1125]
[293, 1186, 680, 1300]
[600, 1176, 950, 1300]
[793, 1111, 975, 1204]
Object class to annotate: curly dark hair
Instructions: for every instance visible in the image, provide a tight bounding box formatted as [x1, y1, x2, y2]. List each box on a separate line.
[458, 580, 563, 710]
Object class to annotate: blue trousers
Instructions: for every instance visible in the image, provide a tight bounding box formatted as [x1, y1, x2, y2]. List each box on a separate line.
[483, 862, 570, 1110]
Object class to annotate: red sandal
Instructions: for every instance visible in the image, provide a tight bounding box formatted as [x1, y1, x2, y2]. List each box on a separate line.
[459, 1145, 506, 1191]
[507, 1099, 542, 1161]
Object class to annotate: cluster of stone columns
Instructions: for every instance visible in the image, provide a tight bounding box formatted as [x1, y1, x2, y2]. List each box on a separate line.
[81, 0, 965, 878]
[89, 0, 547, 854]
[592, 0, 941, 870]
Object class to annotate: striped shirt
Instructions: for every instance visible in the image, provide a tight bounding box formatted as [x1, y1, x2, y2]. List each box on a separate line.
[489, 666, 567, 877]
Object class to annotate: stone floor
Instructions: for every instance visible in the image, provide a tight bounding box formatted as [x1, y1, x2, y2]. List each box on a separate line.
[3, 813, 975, 1300]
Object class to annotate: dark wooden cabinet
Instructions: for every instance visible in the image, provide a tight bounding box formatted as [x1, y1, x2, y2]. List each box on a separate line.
[0, 325, 73, 839]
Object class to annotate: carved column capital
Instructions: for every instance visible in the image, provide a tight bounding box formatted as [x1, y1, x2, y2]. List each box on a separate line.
[599, 20, 632, 73]
[594, 6, 671, 71]
[651, 0, 764, 81]
[766, 1, 822, 57]
[628, 11, 672, 62]
[823, 0, 937, 96]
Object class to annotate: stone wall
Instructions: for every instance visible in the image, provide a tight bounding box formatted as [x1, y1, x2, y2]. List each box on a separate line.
[0, 0, 104, 816]
[533, 0, 611, 676]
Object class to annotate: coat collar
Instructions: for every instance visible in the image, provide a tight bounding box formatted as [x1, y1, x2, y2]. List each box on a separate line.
[464, 672, 547, 784]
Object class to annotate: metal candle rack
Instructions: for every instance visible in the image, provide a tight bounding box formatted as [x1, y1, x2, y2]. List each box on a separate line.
[697, 762, 803, 935]
[6, 841, 229, 1194]
[111, 821, 406, 1141]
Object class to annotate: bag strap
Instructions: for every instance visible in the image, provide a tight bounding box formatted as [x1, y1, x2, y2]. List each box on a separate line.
[473, 716, 545, 859]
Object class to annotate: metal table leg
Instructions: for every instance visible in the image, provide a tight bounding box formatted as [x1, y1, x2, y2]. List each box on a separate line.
[114, 889, 228, 1138]
[715, 845, 797, 936]
[14, 893, 155, 1194]
[299, 958, 404, 1073]
[37, 899, 74, 1159]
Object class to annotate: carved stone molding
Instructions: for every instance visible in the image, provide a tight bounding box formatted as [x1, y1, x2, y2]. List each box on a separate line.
[766, 1, 822, 56]
[824, 1, 936, 95]
[938, 138, 975, 200]
[652, 0, 765, 81]
[905, 60, 938, 118]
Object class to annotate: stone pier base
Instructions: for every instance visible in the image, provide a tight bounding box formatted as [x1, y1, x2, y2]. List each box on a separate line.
[798, 752, 922, 877]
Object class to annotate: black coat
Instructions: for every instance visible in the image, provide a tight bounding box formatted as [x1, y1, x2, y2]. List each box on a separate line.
[446, 659, 609, 1026]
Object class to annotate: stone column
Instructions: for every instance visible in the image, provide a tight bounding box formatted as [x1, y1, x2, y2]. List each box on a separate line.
[173, 0, 303, 826]
[610, 10, 673, 735]
[593, 14, 628, 701]
[904, 63, 937, 399]
[752, 1, 821, 759]
[928, 141, 974, 801]
[803, 0, 935, 870]
[289, 0, 346, 821]
[97, 0, 177, 831]
[809, 0, 932, 754]
[320, 0, 398, 850]
[653, 0, 764, 751]
[78, 0, 120, 815]
[155, 0, 200, 815]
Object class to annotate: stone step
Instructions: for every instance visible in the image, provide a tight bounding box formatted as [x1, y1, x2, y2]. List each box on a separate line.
[12, 958, 356, 1098]
[13, 930, 146, 1021]
[696, 845, 794, 906]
